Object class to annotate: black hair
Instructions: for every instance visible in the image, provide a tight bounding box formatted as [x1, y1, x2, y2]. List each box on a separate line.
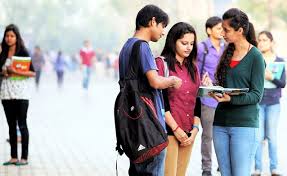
[161, 22, 198, 82]
[205, 16, 222, 36]
[135, 4, 169, 30]
[258, 30, 273, 41]
[216, 8, 257, 86]
[0, 24, 27, 67]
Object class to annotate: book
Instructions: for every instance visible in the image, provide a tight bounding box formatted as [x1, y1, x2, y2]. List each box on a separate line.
[10, 56, 31, 80]
[197, 86, 249, 97]
[264, 62, 285, 89]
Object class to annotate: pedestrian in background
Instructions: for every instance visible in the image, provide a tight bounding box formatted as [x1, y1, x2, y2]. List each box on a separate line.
[79, 40, 95, 90]
[0, 24, 35, 166]
[54, 50, 66, 88]
[252, 31, 286, 176]
[31, 45, 45, 89]
[197, 16, 224, 176]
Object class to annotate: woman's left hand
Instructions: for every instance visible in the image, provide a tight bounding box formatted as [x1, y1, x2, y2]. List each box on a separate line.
[180, 128, 198, 147]
[209, 92, 231, 102]
[7, 66, 16, 74]
[265, 69, 274, 81]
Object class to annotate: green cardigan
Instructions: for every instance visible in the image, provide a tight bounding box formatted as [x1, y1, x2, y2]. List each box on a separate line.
[214, 47, 265, 127]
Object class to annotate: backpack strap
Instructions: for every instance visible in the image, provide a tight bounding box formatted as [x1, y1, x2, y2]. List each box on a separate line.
[119, 40, 147, 90]
[156, 56, 169, 77]
[125, 40, 146, 80]
[115, 92, 124, 156]
[200, 41, 209, 78]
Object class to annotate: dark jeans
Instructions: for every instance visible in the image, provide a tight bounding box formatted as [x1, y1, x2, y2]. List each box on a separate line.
[128, 149, 166, 176]
[56, 71, 64, 87]
[35, 70, 41, 87]
[2, 100, 29, 160]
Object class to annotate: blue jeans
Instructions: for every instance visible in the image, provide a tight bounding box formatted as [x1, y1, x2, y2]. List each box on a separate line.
[213, 126, 259, 176]
[255, 104, 280, 172]
[82, 66, 91, 89]
[128, 149, 166, 176]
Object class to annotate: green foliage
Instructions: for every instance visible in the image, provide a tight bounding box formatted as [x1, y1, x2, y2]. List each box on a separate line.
[1, 0, 286, 55]
[275, 1, 287, 24]
[237, 0, 267, 22]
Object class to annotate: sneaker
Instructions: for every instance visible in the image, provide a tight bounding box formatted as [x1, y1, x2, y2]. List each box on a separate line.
[202, 170, 212, 176]
[271, 169, 282, 176]
[251, 169, 261, 176]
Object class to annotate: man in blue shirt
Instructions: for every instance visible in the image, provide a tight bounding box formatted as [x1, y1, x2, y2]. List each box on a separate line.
[197, 16, 225, 176]
[119, 5, 182, 176]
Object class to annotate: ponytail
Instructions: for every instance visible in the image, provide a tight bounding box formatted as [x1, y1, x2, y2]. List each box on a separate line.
[246, 22, 257, 47]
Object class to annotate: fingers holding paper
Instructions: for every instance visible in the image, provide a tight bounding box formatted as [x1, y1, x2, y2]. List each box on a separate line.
[209, 92, 231, 102]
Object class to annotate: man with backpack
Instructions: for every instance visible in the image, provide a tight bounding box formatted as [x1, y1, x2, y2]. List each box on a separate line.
[197, 16, 225, 176]
[116, 4, 182, 176]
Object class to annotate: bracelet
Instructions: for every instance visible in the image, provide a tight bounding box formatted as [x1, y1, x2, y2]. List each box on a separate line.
[172, 125, 179, 132]
[193, 125, 199, 132]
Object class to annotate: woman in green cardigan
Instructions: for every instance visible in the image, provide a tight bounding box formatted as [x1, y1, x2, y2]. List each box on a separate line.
[210, 8, 265, 176]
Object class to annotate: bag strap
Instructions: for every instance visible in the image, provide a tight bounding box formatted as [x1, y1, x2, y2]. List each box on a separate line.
[200, 41, 209, 77]
[156, 56, 169, 77]
[125, 40, 146, 80]
[115, 93, 124, 156]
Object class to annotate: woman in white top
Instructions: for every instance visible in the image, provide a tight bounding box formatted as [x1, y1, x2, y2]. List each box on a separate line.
[0, 24, 35, 166]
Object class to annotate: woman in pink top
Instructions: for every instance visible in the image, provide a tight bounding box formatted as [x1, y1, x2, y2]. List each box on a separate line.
[156, 22, 202, 176]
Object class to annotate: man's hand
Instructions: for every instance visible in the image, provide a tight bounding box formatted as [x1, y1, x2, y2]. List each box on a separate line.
[170, 76, 182, 89]
[201, 72, 213, 86]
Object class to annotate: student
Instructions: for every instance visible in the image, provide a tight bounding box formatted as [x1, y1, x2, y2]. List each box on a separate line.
[156, 22, 201, 176]
[54, 51, 66, 88]
[197, 16, 224, 176]
[118, 5, 182, 175]
[252, 31, 286, 176]
[0, 24, 35, 166]
[31, 45, 45, 89]
[79, 40, 95, 90]
[210, 8, 265, 176]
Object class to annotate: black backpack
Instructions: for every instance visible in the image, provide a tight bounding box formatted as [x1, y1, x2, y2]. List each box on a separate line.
[114, 40, 168, 164]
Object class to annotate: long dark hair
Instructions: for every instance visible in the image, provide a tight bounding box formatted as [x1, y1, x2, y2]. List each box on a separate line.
[0, 24, 27, 67]
[161, 22, 198, 82]
[215, 8, 257, 86]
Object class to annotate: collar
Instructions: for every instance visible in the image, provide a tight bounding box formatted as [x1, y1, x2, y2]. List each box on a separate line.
[205, 38, 225, 50]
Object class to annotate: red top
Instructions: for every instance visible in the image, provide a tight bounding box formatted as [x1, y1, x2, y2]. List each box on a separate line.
[230, 60, 240, 68]
[156, 58, 200, 132]
[79, 49, 95, 67]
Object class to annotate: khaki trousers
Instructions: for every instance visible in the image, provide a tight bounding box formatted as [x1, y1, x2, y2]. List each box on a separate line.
[164, 136, 193, 176]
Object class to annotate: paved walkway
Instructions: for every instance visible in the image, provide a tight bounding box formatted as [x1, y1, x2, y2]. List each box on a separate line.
[0, 71, 286, 176]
